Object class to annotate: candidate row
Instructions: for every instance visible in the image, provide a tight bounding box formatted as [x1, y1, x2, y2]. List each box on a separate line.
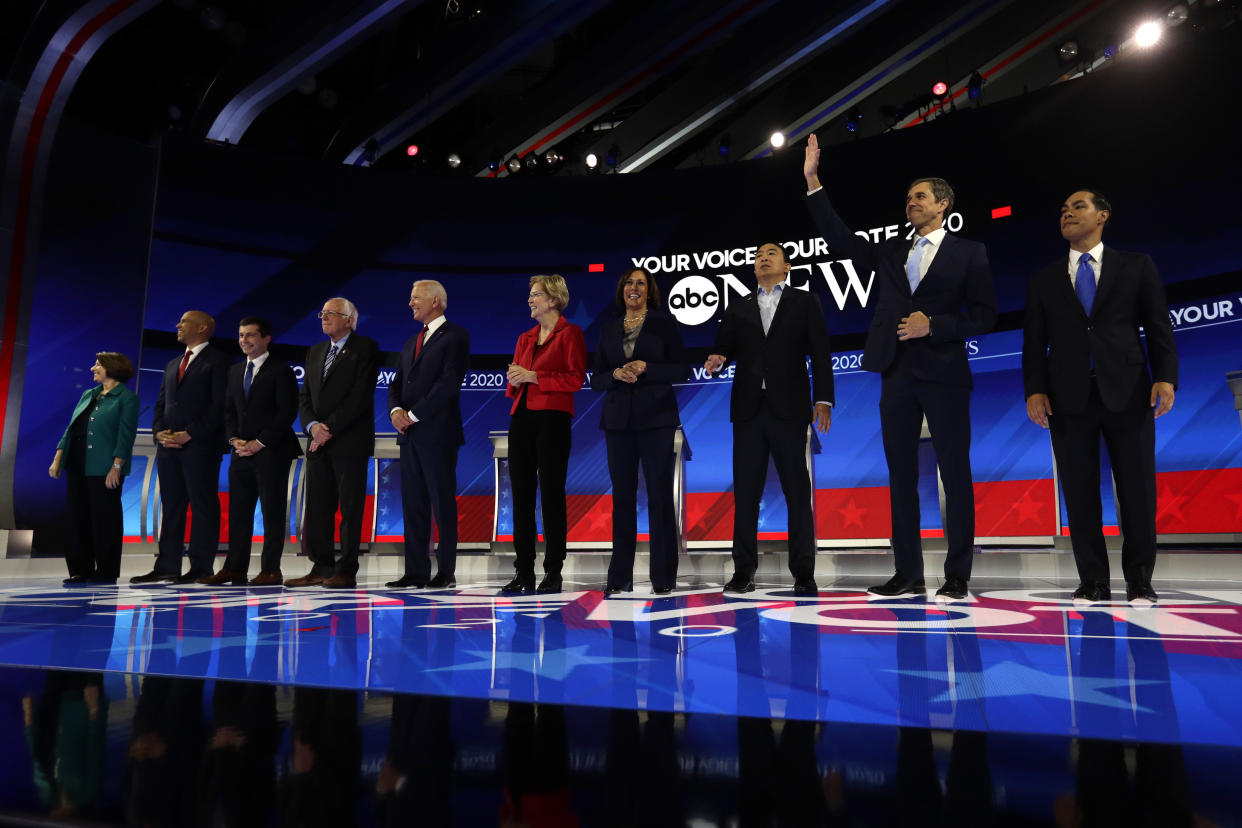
[50, 133, 1178, 604]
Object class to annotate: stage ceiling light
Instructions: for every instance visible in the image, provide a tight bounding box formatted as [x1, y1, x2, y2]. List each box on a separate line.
[1134, 20, 1163, 47]
[544, 150, 563, 166]
[506, 156, 522, 174]
[447, 153, 462, 169]
[1058, 40, 1079, 61]
[605, 145, 620, 168]
[585, 152, 598, 169]
[406, 144, 419, 157]
[769, 131, 786, 149]
[1166, 4, 1189, 26]
[845, 109, 861, 132]
[718, 133, 731, 157]
[931, 81, 949, 97]
[967, 72, 984, 100]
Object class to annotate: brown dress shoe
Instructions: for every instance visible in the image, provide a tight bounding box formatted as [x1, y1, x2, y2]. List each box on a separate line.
[321, 573, 357, 589]
[198, 570, 247, 586]
[248, 570, 284, 586]
[284, 572, 326, 587]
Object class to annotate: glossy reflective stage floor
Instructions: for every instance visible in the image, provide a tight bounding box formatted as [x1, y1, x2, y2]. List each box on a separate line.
[1, 555, 1241, 825]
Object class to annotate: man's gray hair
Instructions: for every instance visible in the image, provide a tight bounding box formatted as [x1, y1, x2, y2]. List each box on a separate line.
[327, 297, 359, 329]
[414, 280, 448, 311]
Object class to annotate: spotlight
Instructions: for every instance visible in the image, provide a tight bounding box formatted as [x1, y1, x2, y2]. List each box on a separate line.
[844, 109, 861, 133]
[1103, 45, 1118, 58]
[406, 144, 419, 157]
[525, 152, 540, 171]
[487, 151, 501, 172]
[1166, 4, 1188, 26]
[967, 71, 984, 101]
[585, 152, 598, 170]
[1134, 20, 1162, 47]
[605, 145, 620, 168]
[506, 156, 522, 174]
[544, 149, 562, 166]
[1058, 40, 1079, 62]
[718, 133, 731, 158]
[931, 81, 949, 97]
[447, 152, 461, 169]
[769, 131, 786, 149]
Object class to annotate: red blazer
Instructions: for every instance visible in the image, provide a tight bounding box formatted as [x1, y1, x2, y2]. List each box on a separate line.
[506, 315, 587, 415]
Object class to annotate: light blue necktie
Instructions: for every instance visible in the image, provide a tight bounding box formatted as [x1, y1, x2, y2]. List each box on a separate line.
[322, 344, 338, 378]
[1075, 253, 1096, 314]
[243, 360, 254, 398]
[906, 236, 929, 294]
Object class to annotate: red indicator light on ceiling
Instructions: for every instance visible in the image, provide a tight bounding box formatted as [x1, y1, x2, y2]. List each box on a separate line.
[932, 81, 949, 96]
[991, 205, 1012, 219]
[406, 144, 419, 157]
[588, 263, 605, 272]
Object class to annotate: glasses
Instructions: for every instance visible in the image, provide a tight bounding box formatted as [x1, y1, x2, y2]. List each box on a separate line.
[317, 310, 349, 319]
[528, 291, 546, 300]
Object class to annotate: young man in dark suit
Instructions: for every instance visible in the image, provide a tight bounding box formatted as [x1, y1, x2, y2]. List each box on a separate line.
[1023, 190, 1177, 606]
[201, 316, 302, 586]
[132, 310, 231, 584]
[286, 297, 380, 589]
[704, 243, 834, 595]
[803, 133, 997, 602]
[386, 280, 469, 589]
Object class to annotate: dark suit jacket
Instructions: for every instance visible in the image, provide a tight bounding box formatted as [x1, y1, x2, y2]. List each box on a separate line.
[589, 309, 687, 431]
[153, 345, 230, 451]
[225, 356, 303, 459]
[386, 319, 470, 446]
[298, 334, 380, 456]
[1023, 247, 1178, 414]
[711, 286, 834, 423]
[806, 188, 996, 387]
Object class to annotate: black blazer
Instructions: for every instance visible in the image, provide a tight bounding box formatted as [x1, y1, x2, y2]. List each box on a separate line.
[298, 334, 380, 456]
[386, 319, 470, 446]
[711, 286, 834, 423]
[589, 308, 687, 431]
[806, 188, 996, 387]
[1023, 247, 1178, 414]
[153, 345, 230, 451]
[225, 356, 303, 459]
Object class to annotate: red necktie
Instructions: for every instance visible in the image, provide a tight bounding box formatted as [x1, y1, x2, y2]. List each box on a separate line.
[414, 327, 427, 359]
[177, 349, 191, 381]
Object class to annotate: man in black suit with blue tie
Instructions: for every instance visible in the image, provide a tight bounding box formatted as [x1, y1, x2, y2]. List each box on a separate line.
[200, 317, 302, 586]
[386, 281, 469, 589]
[803, 133, 997, 602]
[704, 243, 834, 596]
[1023, 190, 1177, 607]
[286, 298, 380, 589]
[132, 310, 231, 584]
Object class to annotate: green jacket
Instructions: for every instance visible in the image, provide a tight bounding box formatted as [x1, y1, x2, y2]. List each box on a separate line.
[56, 384, 140, 477]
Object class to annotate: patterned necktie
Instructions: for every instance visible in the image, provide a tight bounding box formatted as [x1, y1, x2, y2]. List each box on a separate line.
[243, 360, 254, 397]
[414, 326, 427, 359]
[322, 344, 339, 378]
[906, 236, 929, 294]
[1075, 253, 1096, 314]
[177, 349, 191, 381]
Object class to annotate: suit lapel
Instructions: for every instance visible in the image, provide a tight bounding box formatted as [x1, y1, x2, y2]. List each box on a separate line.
[1090, 246, 1118, 319]
[767, 286, 796, 334]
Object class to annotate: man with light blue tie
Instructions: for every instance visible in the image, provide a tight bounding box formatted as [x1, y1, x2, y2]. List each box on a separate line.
[802, 133, 996, 602]
[1022, 190, 1177, 607]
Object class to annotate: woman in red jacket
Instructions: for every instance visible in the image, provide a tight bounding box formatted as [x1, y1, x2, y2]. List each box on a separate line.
[503, 274, 587, 594]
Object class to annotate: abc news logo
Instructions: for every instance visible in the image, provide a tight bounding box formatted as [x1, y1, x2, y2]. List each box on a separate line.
[666, 275, 720, 325]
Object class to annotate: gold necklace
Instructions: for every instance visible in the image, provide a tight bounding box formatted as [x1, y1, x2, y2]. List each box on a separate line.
[623, 309, 647, 330]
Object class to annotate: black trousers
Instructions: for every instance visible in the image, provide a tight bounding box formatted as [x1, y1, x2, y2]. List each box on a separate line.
[880, 353, 976, 581]
[508, 407, 572, 575]
[605, 426, 678, 590]
[65, 472, 123, 579]
[224, 449, 293, 574]
[154, 445, 223, 575]
[302, 448, 369, 577]
[732, 399, 815, 580]
[1050, 379, 1157, 585]
[398, 438, 460, 579]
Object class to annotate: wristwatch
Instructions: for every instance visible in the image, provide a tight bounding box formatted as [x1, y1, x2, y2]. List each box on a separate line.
[112, 463, 122, 469]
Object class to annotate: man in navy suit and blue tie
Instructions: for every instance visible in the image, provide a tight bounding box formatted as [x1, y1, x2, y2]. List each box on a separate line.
[132, 310, 231, 584]
[386, 280, 469, 588]
[1023, 190, 1177, 607]
[803, 133, 997, 602]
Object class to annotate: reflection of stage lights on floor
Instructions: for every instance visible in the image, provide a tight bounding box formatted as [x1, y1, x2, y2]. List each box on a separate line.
[658, 624, 737, 637]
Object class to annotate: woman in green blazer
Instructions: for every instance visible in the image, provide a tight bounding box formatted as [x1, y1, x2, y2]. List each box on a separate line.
[48, 352, 140, 584]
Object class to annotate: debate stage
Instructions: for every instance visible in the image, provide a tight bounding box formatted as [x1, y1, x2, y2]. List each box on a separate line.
[1, 548, 1241, 825]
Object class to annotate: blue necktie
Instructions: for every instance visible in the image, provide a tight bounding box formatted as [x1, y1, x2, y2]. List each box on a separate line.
[1075, 253, 1096, 314]
[906, 236, 929, 294]
[243, 360, 254, 398]
[322, 344, 338, 378]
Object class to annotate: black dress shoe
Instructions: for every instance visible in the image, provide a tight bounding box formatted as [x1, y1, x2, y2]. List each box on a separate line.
[129, 570, 177, 584]
[793, 578, 818, 595]
[1126, 581, 1158, 606]
[536, 574, 562, 593]
[603, 582, 631, 595]
[935, 577, 969, 602]
[501, 574, 535, 594]
[428, 572, 456, 589]
[1071, 582, 1112, 604]
[867, 574, 926, 597]
[386, 574, 428, 588]
[63, 575, 89, 586]
[722, 573, 755, 593]
[173, 570, 210, 585]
